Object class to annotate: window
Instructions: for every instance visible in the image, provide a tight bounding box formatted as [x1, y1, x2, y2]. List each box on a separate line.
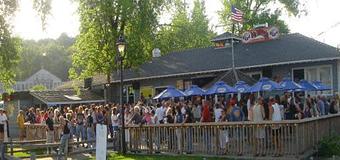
[305, 68, 318, 82]
[292, 69, 304, 82]
[292, 65, 332, 94]
[123, 85, 135, 104]
[247, 71, 262, 81]
[155, 87, 167, 96]
[319, 66, 332, 89]
[183, 80, 192, 90]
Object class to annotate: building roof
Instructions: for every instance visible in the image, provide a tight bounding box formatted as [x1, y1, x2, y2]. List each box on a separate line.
[211, 32, 240, 42]
[111, 33, 340, 83]
[204, 70, 257, 88]
[55, 74, 109, 90]
[30, 90, 105, 105]
[24, 69, 62, 82]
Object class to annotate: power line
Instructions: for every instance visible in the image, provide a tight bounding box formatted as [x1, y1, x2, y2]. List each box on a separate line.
[316, 21, 340, 37]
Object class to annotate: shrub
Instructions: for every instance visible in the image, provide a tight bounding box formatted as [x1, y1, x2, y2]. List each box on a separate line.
[318, 134, 340, 157]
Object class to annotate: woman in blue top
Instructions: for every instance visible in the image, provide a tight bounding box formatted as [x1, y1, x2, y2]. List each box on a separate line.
[229, 102, 245, 156]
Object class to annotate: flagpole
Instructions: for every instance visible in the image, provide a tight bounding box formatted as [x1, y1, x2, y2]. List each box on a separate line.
[231, 23, 239, 82]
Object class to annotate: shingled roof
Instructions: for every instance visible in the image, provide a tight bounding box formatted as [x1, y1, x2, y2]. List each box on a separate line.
[211, 32, 240, 42]
[207, 70, 257, 87]
[111, 33, 340, 83]
[30, 90, 105, 105]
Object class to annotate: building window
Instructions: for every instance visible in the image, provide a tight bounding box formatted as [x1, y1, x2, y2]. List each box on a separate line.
[319, 66, 332, 89]
[247, 71, 262, 81]
[183, 80, 192, 90]
[292, 65, 333, 94]
[123, 85, 135, 104]
[155, 86, 167, 96]
[293, 69, 304, 82]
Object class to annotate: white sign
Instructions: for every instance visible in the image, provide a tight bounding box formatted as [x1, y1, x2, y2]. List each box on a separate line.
[96, 124, 107, 160]
[187, 90, 194, 95]
[238, 88, 245, 93]
[262, 84, 272, 90]
[217, 87, 226, 93]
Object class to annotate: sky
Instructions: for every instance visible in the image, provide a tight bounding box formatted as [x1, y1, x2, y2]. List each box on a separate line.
[12, 0, 340, 47]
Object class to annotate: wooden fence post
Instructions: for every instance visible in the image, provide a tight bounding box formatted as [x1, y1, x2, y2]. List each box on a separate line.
[30, 152, 36, 160]
[64, 140, 69, 160]
[10, 138, 13, 156]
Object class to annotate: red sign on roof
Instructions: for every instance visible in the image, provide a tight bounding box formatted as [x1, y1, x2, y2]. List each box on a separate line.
[242, 26, 279, 44]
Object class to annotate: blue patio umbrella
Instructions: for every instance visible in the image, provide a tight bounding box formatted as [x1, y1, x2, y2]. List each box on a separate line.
[234, 81, 250, 93]
[248, 77, 282, 93]
[184, 85, 206, 96]
[205, 81, 238, 95]
[153, 86, 186, 100]
[311, 81, 332, 91]
[299, 80, 317, 91]
[279, 78, 305, 92]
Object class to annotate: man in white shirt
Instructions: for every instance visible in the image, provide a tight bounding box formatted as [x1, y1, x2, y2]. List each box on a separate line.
[155, 101, 167, 124]
[214, 103, 223, 122]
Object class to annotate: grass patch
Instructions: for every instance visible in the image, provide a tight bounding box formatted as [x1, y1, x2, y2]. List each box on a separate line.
[7, 147, 46, 158]
[107, 153, 230, 160]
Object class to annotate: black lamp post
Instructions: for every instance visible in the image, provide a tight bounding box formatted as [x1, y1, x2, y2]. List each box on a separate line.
[116, 34, 126, 154]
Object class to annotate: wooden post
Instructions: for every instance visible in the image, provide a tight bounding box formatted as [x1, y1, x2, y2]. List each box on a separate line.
[10, 138, 13, 156]
[30, 152, 36, 160]
[64, 140, 68, 160]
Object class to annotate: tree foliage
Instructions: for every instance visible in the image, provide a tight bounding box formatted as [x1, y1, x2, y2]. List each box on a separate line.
[16, 34, 74, 81]
[0, 0, 52, 92]
[30, 84, 47, 91]
[70, 0, 168, 83]
[0, 7, 21, 92]
[156, 0, 215, 54]
[218, 0, 306, 35]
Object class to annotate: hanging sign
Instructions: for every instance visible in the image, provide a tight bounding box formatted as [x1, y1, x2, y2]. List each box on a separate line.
[242, 26, 279, 44]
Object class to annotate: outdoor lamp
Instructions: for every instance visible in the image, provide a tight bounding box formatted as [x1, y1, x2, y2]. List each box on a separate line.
[116, 34, 126, 56]
[116, 33, 127, 154]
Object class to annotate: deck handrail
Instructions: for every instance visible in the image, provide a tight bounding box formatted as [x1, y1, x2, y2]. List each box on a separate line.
[21, 113, 340, 159]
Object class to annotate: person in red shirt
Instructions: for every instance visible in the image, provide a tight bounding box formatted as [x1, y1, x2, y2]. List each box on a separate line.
[201, 100, 212, 122]
[201, 100, 212, 153]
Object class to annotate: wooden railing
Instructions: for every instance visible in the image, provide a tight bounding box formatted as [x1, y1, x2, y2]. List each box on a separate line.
[122, 114, 340, 159]
[22, 114, 340, 159]
[24, 123, 62, 141]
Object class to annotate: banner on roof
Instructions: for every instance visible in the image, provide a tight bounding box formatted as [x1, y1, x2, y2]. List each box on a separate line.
[242, 26, 279, 44]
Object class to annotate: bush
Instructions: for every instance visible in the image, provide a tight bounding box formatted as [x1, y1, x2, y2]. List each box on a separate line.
[318, 134, 340, 157]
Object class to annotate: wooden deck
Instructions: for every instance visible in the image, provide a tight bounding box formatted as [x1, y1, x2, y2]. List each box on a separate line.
[19, 113, 340, 160]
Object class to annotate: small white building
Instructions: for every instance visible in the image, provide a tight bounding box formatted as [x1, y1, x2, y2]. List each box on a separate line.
[0, 69, 63, 93]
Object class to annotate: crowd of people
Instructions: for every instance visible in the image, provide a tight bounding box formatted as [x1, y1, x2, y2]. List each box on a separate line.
[16, 92, 340, 156]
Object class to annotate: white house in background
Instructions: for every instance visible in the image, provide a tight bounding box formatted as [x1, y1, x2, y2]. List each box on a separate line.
[0, 69, 63, 93]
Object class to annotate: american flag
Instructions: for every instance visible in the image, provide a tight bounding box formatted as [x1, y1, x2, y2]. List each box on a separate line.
[231, 5, 243, 23]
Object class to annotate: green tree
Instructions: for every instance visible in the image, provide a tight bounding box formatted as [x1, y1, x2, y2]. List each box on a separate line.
[16, 34, 74, 81]
[30, 84, 47, 91]
[156, 0, 215, 54]
[70, 0, 168, 84]
[0, 17, 21, 93]
[218, 0, 306, 34]
[0, 0, 52, 92]
[190, 0, 215, 48]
